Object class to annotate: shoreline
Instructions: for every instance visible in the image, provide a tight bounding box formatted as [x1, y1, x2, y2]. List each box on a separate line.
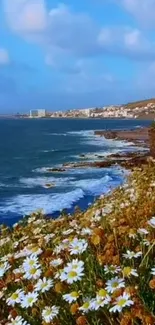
[0, 124, 151, 226]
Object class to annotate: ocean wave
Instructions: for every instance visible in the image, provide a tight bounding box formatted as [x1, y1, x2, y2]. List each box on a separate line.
[44, 133, 67, 136]
[0, 189, 85, 215]
[0, 167, 126, 217]
[19, 176, 75, 188]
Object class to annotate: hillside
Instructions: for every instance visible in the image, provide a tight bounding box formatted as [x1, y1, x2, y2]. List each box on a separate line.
[125, 98, 155, 109]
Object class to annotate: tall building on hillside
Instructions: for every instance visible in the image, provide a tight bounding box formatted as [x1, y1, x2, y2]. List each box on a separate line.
[30, 109, 46, 118]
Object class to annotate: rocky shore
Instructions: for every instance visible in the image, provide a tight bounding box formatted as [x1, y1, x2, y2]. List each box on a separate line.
[62, 127, 151, 171]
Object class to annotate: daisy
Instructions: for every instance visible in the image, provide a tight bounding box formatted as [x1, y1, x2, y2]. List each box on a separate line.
[60, 268, 84, 284]
[6, 289, 24, 307]
[63, 291, 80, 303]
[122, 267, 138, 278]
[0, 261, 10, 278]
[79, 300, 93, 313]
[137, 228, 149, 235]
[123, 250, 142, 259]
[64, 259, 84, 272]
[109, 292, 134, 313]
[34, 277, 53, 293]
[69, 238, 88, 255]
[148, 217, 155, 228]
[91, 295, 111, 310]
[142, 239, 150, 246]
[106, 277, 125, 293]
[23, 265, 42, 280]
[104, 265, 121, 275]
[22, 255, 39, 271]
[42, 306, 59, 323]
[63, 229, 74, 235]
[81, 228, 92, 236]
[151, 267, 155, 276]
[50, 258, 63, 267]
[20, 291, 38, 308]
[8, 316, 30, 325]
[25, 246, 43, 256]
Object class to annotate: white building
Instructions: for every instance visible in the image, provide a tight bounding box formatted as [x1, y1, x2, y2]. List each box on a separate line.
[30, 109, 46, 118]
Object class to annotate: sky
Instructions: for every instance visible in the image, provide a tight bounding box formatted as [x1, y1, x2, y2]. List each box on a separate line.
[1, 1, 155, 113]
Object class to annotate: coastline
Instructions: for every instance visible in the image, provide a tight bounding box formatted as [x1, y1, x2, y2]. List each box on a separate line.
[0, 122, 151, 225]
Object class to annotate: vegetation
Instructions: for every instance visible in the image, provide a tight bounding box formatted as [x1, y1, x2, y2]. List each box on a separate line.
[0, 162, 155, 325]
[125, 98, 155, 110]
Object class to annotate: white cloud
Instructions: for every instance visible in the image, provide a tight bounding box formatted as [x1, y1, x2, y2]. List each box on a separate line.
[0, 48, 10, 65]
[98, 27, 155, 60]
[121, 0, 155, 27]
[2, 1, 155, 67]
[3, 0, 47, 33]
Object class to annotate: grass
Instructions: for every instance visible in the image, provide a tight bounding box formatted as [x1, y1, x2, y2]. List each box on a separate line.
[0, 161, 155, 325]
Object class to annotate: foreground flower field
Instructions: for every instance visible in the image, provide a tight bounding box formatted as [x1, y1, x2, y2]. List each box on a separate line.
[0, 161, 155, 325]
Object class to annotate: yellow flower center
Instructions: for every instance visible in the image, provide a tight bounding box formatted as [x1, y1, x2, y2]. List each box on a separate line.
[28, 297, 33, 304]
[123, 267, 131, 277]
[68, 271, 77, 278]
[30, 268, 37, 275]
[11, 293, 18, 300]
[83, 302, 90, 309]
[71, 291, 79, 298]
[112, 281, 119, 288]
[45, 310, 51, 316]
[98, 289, 107, 298]
[29, 260, 35, 266]
[118, 298, 127, 307]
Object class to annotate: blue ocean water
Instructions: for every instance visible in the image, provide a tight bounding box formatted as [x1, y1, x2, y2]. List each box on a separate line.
[0, 118, 151, 225]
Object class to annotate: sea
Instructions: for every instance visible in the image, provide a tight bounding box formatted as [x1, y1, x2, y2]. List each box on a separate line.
[0, 118, 151, 226]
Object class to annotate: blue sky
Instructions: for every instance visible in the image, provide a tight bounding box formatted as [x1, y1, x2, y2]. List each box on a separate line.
[1, 0, 155, 113]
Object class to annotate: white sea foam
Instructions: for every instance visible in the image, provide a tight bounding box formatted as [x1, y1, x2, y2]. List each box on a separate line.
[19, 176, 75, 188]
[68, 130, 144, 153]
[0, 189, 85, 215]
[1, 167, 126, 216]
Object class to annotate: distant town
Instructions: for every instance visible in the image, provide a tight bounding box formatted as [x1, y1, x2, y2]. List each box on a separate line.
[1, 98, 155, 120]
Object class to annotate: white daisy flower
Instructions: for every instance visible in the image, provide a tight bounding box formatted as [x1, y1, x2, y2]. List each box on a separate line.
[6, 289, 24, 306]
[151, 267, 155, 275]
[34, 277, 53, 293]
[60, 259, 84, 284]
[148, 217, 155, 228]
[0, 261, 10, 278]
[22, 255, 39, 271]
[123, 267, 138, 278]
[42, 306, 59, 323]
[109, 292, 134, 313]
[81, 228, 92, 236]
[79, 299, 93, 313]
[25, 246, 43, 256]
[63, 291, 80, 303]
[60, 268, 84, 284]
[63, 229, 74, 235]
[91, 295, 111, 310]
[142, 239, 150, 246]
[137, 228, 149, 235]
[8, 316, 30, 325]
[20, 291, 38, 308]
[106, 277, 125, 293]
[23, 266, 42, 280]
[44, 234, 55, 243]
[104, 265, 121, 275]
[123, 250, 142, 259]
[50, 258, 63, 267]
[64, 259, 84, 272]
[69, 238, 88, 255]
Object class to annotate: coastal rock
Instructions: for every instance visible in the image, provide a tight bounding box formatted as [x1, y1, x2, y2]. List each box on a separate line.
[44, 183, 55, 189]
[46, 168, 66, 173]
